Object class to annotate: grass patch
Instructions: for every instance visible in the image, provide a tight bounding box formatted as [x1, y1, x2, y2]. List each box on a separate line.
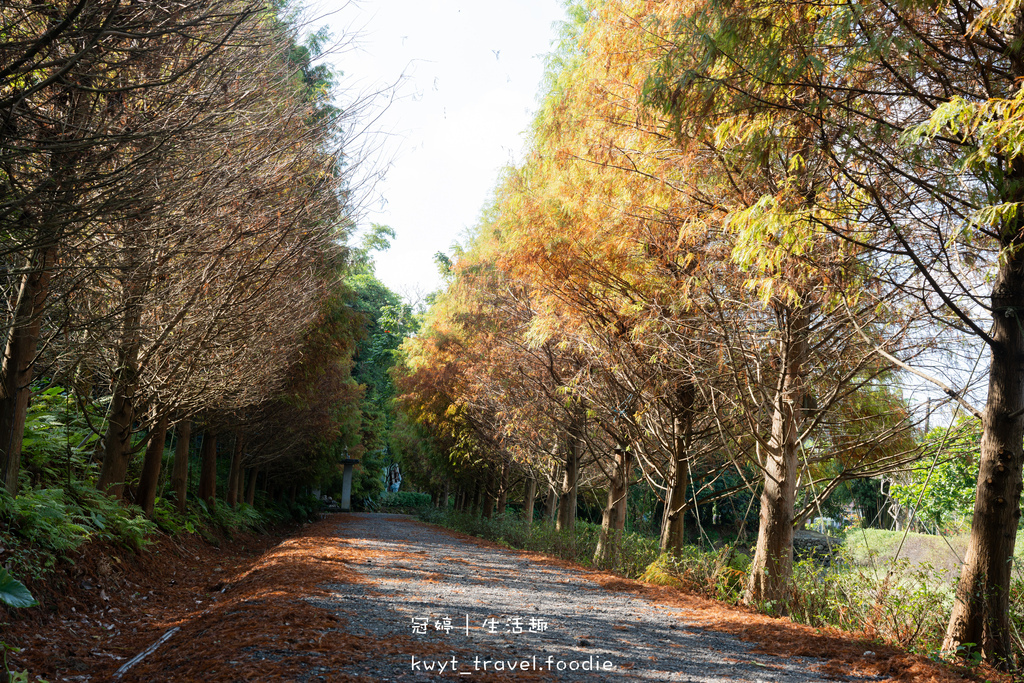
[843, 528, 1024, 579]
[844, 528, 967, 574]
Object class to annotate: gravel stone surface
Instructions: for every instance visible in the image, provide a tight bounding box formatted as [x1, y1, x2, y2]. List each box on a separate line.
[312, 514, 882, 682]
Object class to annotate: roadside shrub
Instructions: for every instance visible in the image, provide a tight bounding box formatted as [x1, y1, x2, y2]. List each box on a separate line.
[786, 554, 955, 656]
[638, 554, 687, 590]
[418, 507, 446, 524]
[378, 491, 432, 513]
[617, 533, 661, 577]
[642, 546, 749, 602]
[150, 496, 201, 535]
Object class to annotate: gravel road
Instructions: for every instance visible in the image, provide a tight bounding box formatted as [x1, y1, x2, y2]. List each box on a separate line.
[313, 514, 882, 682]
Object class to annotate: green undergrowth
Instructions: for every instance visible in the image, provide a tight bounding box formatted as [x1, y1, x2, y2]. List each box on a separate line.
[373, 490, 433, 514]
[421, 508, 1024, 664]
[640, 546, 750, 602]
[0, 387, 325, 587]
[0, 485, 321, 584]
[0, 484, 156, 580]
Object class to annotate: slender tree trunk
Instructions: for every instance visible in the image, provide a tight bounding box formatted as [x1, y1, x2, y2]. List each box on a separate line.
[557, 409, 585, 532]
[944, 253, 1024, 667]
[556, 464, 576, 531]
[440, 481, 450, 510]
[545, 483, 557, 522]
[661, 385, 695, 554]
[496, 460, 508, 514]
[0, 244, 58, 493]
[594, 445, 633, 567]
[198, 431, 218, 509]
[95, 342, 142, 497]
[483, 471, 495, 519]
[235, 461, 245, 505]
[136, 413, 169, 517]
[226, 432, 243, 508]
[245, 466, 259, 506]
[472, 479, 483, 516]
[745, 306, 808, 610]
[96, 266, 146, 498]
[170, 419, 191, 513]
[523, 474, 537, 525]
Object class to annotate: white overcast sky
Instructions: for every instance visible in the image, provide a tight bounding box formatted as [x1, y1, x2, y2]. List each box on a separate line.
[319, 0, 567, 301]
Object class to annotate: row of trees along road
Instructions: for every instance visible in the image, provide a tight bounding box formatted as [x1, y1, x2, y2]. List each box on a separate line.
[0, 1, 377, 517]
[395, 0, 1024, 669]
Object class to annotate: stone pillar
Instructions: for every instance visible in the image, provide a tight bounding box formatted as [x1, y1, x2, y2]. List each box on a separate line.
[340, 459, 359, 511]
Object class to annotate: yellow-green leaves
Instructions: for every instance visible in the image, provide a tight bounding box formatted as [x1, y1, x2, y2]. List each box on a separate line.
[902, 91, 1024, 170]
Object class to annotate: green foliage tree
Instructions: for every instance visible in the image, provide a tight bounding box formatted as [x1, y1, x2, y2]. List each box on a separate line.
[890, 420, 982, 534]
[342, 225, 418, 503]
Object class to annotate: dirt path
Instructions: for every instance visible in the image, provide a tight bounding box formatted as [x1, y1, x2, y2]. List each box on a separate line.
[318, 514, 876, 682]
[20, 513, 992, 682]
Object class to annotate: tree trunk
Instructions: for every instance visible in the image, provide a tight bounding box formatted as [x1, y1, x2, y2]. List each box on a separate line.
[557, 409, 585, 532]
[198, 431, 218, 509]
[483, 472, 495, 519]
[556, 464, 576, 531]
[0, 244, 57, 494]
[95, 343, 142, 497]
[496, 460, 508, 515]
[235, 461, 246, 505]
[594, 445, 633, 568]
[96, 268, 146, 498]
[660, 454, 690, 555]
[745, 306, 808, 610]
[170, 419, 191, 514]
[245, 466, 259, 506]
[545, 483, 557, 522]
[238, 463, 247, 503]
[226, 432, 243, 508]
[472, 479, 483, 516]
[943, 253, 1024, 667]
[661, 384, 695, 554]
[136, 413, 169, 517]
[523, 474, 537, 525]
[440, 481, 450, 510]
